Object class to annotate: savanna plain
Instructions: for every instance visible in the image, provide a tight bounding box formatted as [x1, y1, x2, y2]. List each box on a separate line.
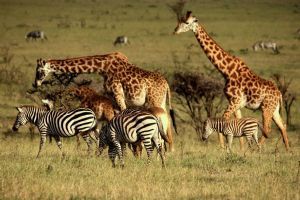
[0, 0, 299, 199]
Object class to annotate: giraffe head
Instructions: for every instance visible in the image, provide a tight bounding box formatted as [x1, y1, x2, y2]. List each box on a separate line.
[33, 58, 54, 88]
[174, 11, 198, 34]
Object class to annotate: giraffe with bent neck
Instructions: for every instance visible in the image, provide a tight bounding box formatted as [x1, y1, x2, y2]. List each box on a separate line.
[174, 11, 289, 151]
[33, 52, 176, 151]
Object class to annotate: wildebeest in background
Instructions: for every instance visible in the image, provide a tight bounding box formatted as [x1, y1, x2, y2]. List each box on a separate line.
[252, 41, 279, 54]
[25, 30, 48, 41]
[113, 36, 130, 46]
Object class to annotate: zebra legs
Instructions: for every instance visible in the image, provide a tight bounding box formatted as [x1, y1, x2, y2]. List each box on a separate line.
[82, 133, 93, 154]
[112, 140, 124, 168]
[226, 135, 234, 154]
[108, 146, 117, 168]
[36, 134, 47, 158]
[152, 137, 165, 168]
[53, 135, 65, 157]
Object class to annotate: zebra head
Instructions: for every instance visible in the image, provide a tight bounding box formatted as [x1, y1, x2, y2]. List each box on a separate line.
[33, 59, 53, 88]
[202, 119, 214, 141]
[12, 107, 29, 131]
[174, 11, 199, 34]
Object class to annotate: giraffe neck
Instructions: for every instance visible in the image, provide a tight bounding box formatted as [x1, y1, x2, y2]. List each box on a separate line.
[193, 25, 236, 78]
[47, 54, 127, 75]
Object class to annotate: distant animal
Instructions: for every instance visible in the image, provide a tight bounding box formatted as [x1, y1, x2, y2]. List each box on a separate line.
[113, 36, 130, 46]
[25, 30, 47, 41]
[252, 41, 279, 54]
[98, 108, 169, 168]
[12, 105, 97, 158]
[202, 117, 263, 153]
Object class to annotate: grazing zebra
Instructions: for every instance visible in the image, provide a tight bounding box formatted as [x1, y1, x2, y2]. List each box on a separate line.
[98, 109, 169, 168]
[12, 105, 97, 158]
[252, 41, 279, 54]
[113, 36, 130, 46]
[202, 118, 263, 153]
[25, 30, 48, 41]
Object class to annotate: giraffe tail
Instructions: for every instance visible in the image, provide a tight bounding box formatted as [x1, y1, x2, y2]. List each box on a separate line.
[167, 85, 178, 135]
[157, 118, 170, 144]
[279, 93, 284, 117]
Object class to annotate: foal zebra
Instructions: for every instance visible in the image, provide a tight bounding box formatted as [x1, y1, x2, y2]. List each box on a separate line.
[98, 109, 169, 168]
[202, 118, 263, 153]
[12, 105, 97, 158]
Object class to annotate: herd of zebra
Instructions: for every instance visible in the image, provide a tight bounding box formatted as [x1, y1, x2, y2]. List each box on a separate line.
[12, 93, 263, 168]
[12, 100, 262, 168]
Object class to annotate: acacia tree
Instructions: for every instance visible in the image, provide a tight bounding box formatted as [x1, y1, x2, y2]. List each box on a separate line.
[272, 73, 296, 126]
[172, 71, 225, 139]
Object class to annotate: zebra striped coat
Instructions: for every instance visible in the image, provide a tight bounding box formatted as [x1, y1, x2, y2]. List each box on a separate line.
[98, 109, 169, 168]
[12, 105, 97, 158]
[202, 117, 262, 152]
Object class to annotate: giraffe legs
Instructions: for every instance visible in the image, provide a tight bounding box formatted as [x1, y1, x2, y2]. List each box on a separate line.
[272, 107, 290, 151]
[111, 82, 127, 111]
[222, 99, 244, 150]
[166, 115, 174, 152]
[259, 106, 290, 151]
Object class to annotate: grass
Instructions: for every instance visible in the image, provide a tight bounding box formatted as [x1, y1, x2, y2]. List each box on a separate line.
[0, 131, 299, 200]
[0, 0, 299, 199]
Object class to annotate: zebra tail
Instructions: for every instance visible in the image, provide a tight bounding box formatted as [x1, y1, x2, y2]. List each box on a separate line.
[167, 86, 178, 135]
[157, 118, 171, 144]
[258, 122, 268, 138]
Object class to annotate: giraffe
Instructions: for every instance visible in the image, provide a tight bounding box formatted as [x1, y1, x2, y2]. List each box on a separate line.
[33, 52, 176, 151]
[67, 86, 116, 150]
[173, 11, 290, 151]
[67, 85, 115, 122]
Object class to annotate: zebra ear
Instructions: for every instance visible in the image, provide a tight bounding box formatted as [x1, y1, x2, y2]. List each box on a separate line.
[42, 60, 46, 65]
[16, 107, 23, 112]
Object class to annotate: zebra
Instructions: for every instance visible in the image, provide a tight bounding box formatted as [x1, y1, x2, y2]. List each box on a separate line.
[202, 117, 263, 153]
[25, 30, 48, 41]
[252, 41, 279, 54]
[12, 105, 97, 158]
[41, 99, 100, 152]
[98, 108, 169, 168]
[113, 36, 130, 46]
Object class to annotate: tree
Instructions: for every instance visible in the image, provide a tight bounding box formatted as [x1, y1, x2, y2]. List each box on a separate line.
[272, 73, 297, 127]
[172, 71, 226, 139]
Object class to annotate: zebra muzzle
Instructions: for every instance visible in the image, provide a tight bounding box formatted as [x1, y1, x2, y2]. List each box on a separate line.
[12, 126, 18, 132]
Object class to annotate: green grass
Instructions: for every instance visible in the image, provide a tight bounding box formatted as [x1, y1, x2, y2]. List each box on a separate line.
[0, 0, 299, 199]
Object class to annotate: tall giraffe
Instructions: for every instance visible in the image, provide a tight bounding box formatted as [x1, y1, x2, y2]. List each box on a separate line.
[33, 52, 176, 151]
[173, 11, 289, 151]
